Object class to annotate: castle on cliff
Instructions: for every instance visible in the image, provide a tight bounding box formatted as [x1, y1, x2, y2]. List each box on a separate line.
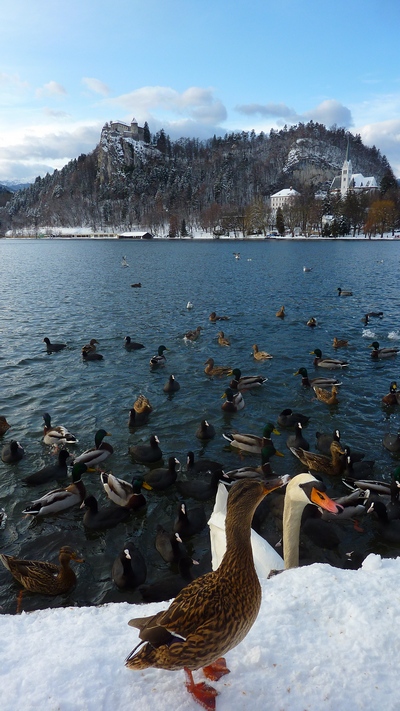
[109, 118, 144, 142]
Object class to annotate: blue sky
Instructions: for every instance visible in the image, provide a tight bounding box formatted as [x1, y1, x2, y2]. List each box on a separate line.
[1, 0, 400, 181]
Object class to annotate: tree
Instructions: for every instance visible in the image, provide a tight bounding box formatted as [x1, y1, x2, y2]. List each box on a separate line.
[143, 121, 151, 144]
[364, 199, 397, 237]
[276, 207, 285, 235]
[180, 218, 188, 237]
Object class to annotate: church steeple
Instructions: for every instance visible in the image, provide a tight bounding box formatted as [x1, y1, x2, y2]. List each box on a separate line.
[341, 137, 352, 196]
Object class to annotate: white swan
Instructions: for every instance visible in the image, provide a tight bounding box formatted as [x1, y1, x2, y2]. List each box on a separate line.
[208, 472, 340, 576]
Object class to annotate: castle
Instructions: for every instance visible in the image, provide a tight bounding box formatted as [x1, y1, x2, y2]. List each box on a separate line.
[330, 141, 377, 196]
[109, 118, 145, 142]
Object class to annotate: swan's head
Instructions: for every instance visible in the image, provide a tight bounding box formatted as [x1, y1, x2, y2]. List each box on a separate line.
[286, 473, 341, 514]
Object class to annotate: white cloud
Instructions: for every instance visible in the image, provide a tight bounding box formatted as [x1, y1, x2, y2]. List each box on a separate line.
[357, 118, 400, 175]
[43, 108, 71, 118]
[236, 98, 352, 129]
[236, 102, 298, 120]
[36, 81, 67, 98]
[82, 77, 110, 96]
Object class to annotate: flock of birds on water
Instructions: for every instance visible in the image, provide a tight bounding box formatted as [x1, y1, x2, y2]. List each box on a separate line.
[3, 269, 400, 709]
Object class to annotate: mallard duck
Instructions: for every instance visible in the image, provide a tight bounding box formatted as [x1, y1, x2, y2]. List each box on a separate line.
[277, 408, 310, 428]
[124, 336, 145, 350]
[81, 338, 99, 354]
[333, 337, 348, 348]
[276, 305, 285, 318]
[294, 367, 342, 388]
[128, 395, 152, 428]
[217, 331, 230, 346]
[224, 444, 284, 481]
[42, 413, 78, 446]
[22, 462, 91, 516]
[221, 388, 244, 412]
[315, 430, 364, 463]
[209, 311, 229, 322]
[184, 326, 202, 342]
[112, 543, 147, 591]
[130, 435, 162, 463]
[100, 472, 146, 509]
[313, 385, 339, 405]
[306, 317, 317, 328]
[43, 337, 66, 353]
[150, 345, 168, 367]
[1, 439, 24, 463]
[0, 546, 83, 596]
[286, 422, 310, 450]
[23, 448, 70, 486]
[382, 382, 400, 406]
[337, 287, 353, 296]
[367, 500, 400, 543]
[289, 440, 346, 476]
[72, 429, 113, 467]
[310, 348, 348, 369]
[143, 457, 181, 491]
[131, 282, 142, 288]
[125, 477, 286, 710]
[209, 473, 340, 575]
[369, 341, 399, 359]
[186, 451, 223, 476]
[0, 416, 11, 436]
[163, 374, 180, 393]
[81, 495, 131, 529]
[195, 420, 215, 441]
[252, 344, 273, 360]
[173, 502, 207, 538]
[204, 357, 231, 376]
[383, 431, 400, 453]
[228, 368, 267, 391]
[222, 423, 281, 455]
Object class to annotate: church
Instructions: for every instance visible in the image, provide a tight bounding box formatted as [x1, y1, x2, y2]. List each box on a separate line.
[331, 142, 377, 196]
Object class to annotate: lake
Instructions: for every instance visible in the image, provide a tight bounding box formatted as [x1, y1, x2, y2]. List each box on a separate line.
[0, 237, 400, 613]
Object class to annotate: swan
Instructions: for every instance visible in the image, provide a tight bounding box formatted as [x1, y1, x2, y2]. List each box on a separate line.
[208, 472, 341, 576]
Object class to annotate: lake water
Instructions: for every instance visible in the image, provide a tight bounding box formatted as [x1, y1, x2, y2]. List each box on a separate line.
[1, 237, 400, 613]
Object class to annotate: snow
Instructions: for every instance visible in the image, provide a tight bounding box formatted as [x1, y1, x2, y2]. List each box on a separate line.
[2, 553, 400, 711]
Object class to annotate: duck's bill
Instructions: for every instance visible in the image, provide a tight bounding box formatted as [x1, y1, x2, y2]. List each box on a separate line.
[310, 487, 342, 514]
[263, 474, 290, 495]
[142, 482, 153, 491]
[274, 449, 284, 457]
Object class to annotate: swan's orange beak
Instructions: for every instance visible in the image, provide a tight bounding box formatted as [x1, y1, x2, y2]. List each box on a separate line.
[310, 487, 342, 513]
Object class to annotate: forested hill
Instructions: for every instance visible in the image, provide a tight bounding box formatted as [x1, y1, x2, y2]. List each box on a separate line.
[1, 121, 392, 233]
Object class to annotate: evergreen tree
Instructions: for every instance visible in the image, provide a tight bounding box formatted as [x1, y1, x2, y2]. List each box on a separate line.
[180, 218, 188, 237]
[143, 121, 151, 144]
[276, 207, 285, 235]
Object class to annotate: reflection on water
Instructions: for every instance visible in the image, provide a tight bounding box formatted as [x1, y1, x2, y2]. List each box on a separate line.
[1, 238, 400, 613]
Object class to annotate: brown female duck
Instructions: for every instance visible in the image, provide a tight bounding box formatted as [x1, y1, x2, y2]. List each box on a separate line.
[289, 440, 346, 476]
[125, 477, 286, 710]
[204, 357, 231, 377]
[0, 545, 83, 596]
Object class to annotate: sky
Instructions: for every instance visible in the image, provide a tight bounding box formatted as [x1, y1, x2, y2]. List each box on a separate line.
[1, 0, 400, 183]
[2, 553, 400, 711]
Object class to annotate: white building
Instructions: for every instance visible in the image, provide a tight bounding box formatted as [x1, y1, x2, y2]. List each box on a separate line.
[331, 141, 377, 197]
[270, 187, 300, 214]
[109, 118, 145, 142]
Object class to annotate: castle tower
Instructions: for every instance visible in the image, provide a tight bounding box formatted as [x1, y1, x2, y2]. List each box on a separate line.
[341, 139, 353, 197]
[130, 118, 139, 137]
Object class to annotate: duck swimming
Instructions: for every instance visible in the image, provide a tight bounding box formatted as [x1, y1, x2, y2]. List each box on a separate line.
[382, 382, 399, 406]
[294, 367, 342, 388]
[337, 288, 353, 296]
[150, 345, 168, 367]
[228, 368, 267, 391]
[313, 385, 339, 405]
[112, 543, 147, 591]
[163, 375, 180, 393]
[0, 416, 11, 436]
[130, 435, 162, 463]
[332, 337, 349, 349]
[221, 388, 244, 412]
[0, 546, 83, 597]
[23, 448, 70, 486]
[195, 420, 215, 441]
[72, 429, 113, 467]
[184, 326, 202, 342]
[125, 477, 286, 710]
[128, 395, 153, 428]
[1, 439, 24, 463]
[276, 305, 285, 318]
[22, 462, 91, 517]
[204, 358, 231, 376]
[124, 336, 145, 350]
[43, 337, 66, 353]
[217, 331, 231, 347]
[222, 423, 281, 455]
[252, 344, 273, 360]
[100, 473, 146, 509]
[310, 348, 348, 369]
[42, 413, 78, 447]
[289, 440, 346, 476]
[369, 341, 399, 359]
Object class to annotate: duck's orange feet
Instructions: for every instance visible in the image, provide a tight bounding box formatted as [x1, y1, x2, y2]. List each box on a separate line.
[353, 520, 364, 533]
[203, 657, 230, 681]
[184, 668, 219, 710]
[16, 589, 24, 614]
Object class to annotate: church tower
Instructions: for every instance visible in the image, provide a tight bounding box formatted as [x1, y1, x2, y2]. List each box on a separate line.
[341, 139, 353, 196]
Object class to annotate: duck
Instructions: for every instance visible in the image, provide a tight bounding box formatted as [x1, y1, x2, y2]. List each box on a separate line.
[306, 317, 317, 328]
[222, 423, 281, 456]
[176, 469, 231, 501]
[23, 448, 70, 486]
[186, 301, 193, 310]
[150, 345, 168, 367]
[185, 451, 223, 476]
[163, 375, 180, 393]
[82, 349, 103, 361]
[333, 337, 349, 349]
[383, 431, 400, 453]
[204, 357, 231, 376]
[130, 435, 162, 464]
[128, 395, 153, 428]
[195, 420, 215, 441]
[173, 502, 207, 538]
[369, 341, 399, 359]
[112, 543, 147, 591]
[81, 338, 99, 354]
[125, 477, 287, 710]
[0, 416, 11, 436]
[224, 444, 284, 483]
[342, 450, 375, 478]
[228, 368, 267, 391]
[310, 348, 348, 369]
[337, 287, 353, 296]
[1, 439, 24, 463]
[143, 457, 181, 491]
[217, 331, 230, 346]
[72, 429, 113, 467]
[252, 344, 273, 360]
[382, 382, 400, 406]
[124, 336, 145, 350]
[314, 431, 364, 463]
[42, 413, 78, 446]
[22, 462, 91, 516]
[100, 472, 146, 509]
[303, 266, 312, 272]
[138, 556, 198, 603]
[313, 385, 339, 405]
[209, 312, 229, 322]
[43, 337, 66, 353]
[286, 422, 310, 451]
[80, 495, 131, 529]
[155, 525, 186, 564]
[208, 473, 341, 575]
[184, 326, 202, 342]
[276, 305, 285, 318]
[221, 388, 245, 412]
[131, 282, 142, 288]
[294, 367, 342, 388]
[277, 408, 310, 428]
[0, 546, 83, 596]
[367, 500, 400, 544]
[289, 440, 346, 476]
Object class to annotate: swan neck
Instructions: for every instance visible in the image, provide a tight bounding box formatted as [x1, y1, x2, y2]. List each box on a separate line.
[283, 494, 305, 569]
